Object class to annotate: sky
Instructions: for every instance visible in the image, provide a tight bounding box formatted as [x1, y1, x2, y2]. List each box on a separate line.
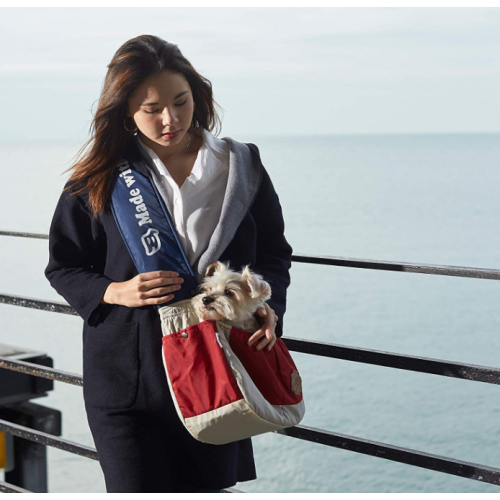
[1, 7, 499, 140]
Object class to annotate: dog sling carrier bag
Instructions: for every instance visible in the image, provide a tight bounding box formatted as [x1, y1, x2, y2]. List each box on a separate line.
[109, 144, 305, 445]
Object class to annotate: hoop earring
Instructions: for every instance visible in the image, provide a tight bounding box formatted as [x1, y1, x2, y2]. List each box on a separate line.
[124, 117, 136, 133]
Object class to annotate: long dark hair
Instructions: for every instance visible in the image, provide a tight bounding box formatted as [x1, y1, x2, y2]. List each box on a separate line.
[62, 35, 223, 219]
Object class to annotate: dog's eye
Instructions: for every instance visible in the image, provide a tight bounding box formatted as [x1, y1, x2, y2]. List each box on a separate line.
[224, 289, 233, 296]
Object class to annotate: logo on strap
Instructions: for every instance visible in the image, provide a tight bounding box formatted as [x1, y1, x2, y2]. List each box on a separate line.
[141, 228, 161, 256]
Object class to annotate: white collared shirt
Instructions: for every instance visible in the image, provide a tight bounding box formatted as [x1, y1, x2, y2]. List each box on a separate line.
[135, 127, 230, 267]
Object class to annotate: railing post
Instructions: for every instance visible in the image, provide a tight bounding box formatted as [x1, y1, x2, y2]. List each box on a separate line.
[0, 402, 62, 493]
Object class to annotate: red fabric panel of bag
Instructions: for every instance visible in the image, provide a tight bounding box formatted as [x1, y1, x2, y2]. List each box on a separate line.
[228, 326, 303, 406]
[162, 320, 243, 418]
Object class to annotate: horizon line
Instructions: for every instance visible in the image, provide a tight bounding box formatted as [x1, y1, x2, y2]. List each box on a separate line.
[1, 130, 499, 144]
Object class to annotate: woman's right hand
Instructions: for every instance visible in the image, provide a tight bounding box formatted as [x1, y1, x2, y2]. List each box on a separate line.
[101, 271, 184, 307]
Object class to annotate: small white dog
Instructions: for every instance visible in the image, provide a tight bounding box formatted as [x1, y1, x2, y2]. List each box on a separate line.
[191, 261, 272, 332]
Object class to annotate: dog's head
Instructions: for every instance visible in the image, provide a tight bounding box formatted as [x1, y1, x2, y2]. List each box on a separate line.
[191, 261, 272, 322]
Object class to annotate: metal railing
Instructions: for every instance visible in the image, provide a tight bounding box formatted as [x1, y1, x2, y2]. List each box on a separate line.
[2, 229, 500, 492]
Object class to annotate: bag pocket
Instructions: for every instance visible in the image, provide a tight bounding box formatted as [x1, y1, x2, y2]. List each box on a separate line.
[83, 320, 140, 410]
[162, 320, 243, 419]
[228, 326, 303, 406]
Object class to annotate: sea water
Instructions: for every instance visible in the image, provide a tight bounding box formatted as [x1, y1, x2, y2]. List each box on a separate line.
[1, 132, 499, 493]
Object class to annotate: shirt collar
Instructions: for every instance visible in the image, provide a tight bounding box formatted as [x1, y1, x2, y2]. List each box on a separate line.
[135, 127, 225, 185]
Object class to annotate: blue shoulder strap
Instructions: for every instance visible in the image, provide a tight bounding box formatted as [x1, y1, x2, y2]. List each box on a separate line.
[110, 157, 199, 309]
[109, 141, 261, 310]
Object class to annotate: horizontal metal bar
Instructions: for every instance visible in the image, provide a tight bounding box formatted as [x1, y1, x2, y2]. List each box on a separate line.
[1, 333, 499, 388]
[282, 337, 500, 385]
[0, 230, 48, 240]
[0, 479, 240, 494]
[3, 229, 500, 280]
[0, 418, 98, 460]
[0, 479, 239, 494]
[3, 416, 499, 488]
[0, 417, 240, 493]
[2, 293, 500, 386]
[0, 480, 32, 493]
[275, 424, 500, 486]
[0, 473, 240, 495]
[0, 293, 77, 316]
[0, 356, 83, 386]
[292, 253, 500, 280]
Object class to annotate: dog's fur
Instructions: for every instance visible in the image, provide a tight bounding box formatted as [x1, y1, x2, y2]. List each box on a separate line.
[191, 261, 272, 332]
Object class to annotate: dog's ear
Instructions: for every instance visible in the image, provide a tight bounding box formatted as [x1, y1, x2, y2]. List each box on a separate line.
[240, 265, 272, 300]
[205, 261, 228, 277]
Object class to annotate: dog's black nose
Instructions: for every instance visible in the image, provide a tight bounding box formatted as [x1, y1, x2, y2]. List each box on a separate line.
[202, 296, 214, 306]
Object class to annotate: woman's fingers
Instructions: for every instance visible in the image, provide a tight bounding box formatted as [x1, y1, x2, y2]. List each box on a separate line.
[135, 271, 185, 305]
[256, 336, 271, 351]
[248, 303, 278, 350]
[252, 333, 271, 351]
[145, 283, 182, 298]
[248, 324, 271, 346]
[152, 294, 175, 304]
[139, 270, 179, 281]
[248, 319, 276, 351]
[140, 275, 184, 291]
[266, 337, 277, 351]
[247, 328, 264, 346]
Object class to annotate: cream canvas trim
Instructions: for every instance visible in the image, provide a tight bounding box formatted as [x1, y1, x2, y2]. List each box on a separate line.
[185, 398, 285, 445]
[159, 299, 200, 334]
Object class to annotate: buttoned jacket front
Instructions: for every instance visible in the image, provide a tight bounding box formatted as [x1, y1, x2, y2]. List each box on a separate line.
[44, 134, 293, 492]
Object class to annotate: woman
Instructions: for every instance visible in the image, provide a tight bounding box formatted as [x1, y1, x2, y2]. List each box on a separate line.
[44, 35, 293, 493]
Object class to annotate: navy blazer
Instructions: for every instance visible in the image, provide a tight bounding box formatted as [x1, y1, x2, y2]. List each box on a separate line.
[44, 136, 293, 490]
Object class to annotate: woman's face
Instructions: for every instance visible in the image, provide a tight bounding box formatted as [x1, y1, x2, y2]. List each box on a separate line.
[127, 70, 195, 155]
